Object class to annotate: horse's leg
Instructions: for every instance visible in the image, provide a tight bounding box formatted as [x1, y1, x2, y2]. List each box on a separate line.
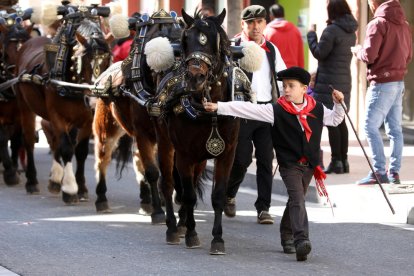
[58, 128, 79, 204]
[93, 100, 124, 212]
[209, 155, 234, 255]
[19, 108, 39, 194]
[74, 125, 92, 202]
[132, 150, 153, 215]
[156, 125, 179, 244]
[135, 133, 165, 224]
[175, 155, 200, 249]
[10, 127, 24, 170]
[0, 126, 19, 185]
[42, 120, 63, 194]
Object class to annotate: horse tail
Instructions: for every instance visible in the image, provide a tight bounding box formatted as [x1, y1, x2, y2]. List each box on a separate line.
[114, 134, 133, 179]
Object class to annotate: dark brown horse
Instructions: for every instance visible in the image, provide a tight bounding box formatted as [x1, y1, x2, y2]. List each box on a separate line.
[14, 14, 111, 203]
[92, 10, 182, 223]
[154, 9, 248, 254]
[0, 11, 32, 185]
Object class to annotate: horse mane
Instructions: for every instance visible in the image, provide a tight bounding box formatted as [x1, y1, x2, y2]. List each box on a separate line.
[185, 11, 231, 59]
[3, 24, 31, 46]
[77, 19, 110, 53]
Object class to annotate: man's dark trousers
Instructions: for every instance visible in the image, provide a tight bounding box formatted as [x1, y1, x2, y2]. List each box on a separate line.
[227, 119, 274, 213]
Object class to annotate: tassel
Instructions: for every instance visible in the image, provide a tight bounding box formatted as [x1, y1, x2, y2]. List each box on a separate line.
[314, 165, 334, 216]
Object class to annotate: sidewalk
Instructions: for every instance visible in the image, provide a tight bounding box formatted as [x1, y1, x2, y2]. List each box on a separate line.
[238, 127, 414, 224]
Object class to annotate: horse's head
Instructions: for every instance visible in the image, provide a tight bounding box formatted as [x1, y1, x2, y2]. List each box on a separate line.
[0, 11, 32, 80]
[181, 8, 230, 93]
[70, 18, 111, 84]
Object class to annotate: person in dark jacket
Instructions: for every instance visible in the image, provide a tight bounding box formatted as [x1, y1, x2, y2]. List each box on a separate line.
[352, 0, 412, 185]
[307, 0, 358, 175]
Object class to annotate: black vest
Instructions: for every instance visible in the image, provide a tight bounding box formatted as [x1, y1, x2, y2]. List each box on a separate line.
[271, 102, 324, 168]
[235, 38, 280, 98]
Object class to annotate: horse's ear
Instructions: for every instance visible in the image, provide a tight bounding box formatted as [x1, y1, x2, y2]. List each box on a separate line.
[75, 32, 87, 46]
[216, 8, 226, 26]
[181, 8, 194, 27]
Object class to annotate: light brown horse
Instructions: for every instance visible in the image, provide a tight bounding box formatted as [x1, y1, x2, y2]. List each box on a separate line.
[14, 17, 111, 203]
[92, 11, 182, 223]
[0, 13, 32, 185]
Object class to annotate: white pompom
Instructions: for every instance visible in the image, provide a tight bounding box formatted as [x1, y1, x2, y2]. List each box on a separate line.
[239, 41, 264, 73]
[109, 14, 130, 39]
[40, 2, 60, 27]
[144, 37, 175, 72]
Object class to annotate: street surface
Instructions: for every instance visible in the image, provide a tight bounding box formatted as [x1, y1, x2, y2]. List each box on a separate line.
[1, 132, 414, 275]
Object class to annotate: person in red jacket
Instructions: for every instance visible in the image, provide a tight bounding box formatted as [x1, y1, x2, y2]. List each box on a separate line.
[263, 4, 304, 68]
[112, 33, 133, 63]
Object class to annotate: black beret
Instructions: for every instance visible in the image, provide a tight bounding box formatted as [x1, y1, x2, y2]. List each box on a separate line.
[277, 67, 311, 85]
[241, 5, 266, 21]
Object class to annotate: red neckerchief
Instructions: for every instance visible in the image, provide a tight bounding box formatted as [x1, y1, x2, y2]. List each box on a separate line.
[277, 94, 316, 142]
[237, 31, 270, 52]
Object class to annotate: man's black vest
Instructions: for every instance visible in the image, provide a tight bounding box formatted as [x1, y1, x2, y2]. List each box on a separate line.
[271, 102, 324, 168]
[235, 38, 280, 98]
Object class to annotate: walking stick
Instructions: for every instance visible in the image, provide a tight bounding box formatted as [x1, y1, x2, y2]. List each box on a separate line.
[329, 85, 395, 214]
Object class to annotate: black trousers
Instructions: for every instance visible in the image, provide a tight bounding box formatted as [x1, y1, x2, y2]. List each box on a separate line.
[226, 119, 274, 213]
[279, 164, 314, 245]
[327, 119, 348, 161]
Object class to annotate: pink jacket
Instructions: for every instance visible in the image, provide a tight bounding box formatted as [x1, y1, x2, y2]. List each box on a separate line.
[263, 19, 304, 68]
[356, 0, 412, 83]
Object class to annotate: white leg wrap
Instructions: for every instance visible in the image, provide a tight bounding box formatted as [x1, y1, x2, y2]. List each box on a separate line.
[50, 160, 64, 184]
[61, 162, 78, 195]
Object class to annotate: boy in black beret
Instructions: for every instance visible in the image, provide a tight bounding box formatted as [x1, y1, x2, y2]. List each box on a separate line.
[204, 67, 345, 261]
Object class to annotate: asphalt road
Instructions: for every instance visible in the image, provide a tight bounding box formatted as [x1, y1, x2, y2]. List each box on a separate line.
[1, 142, 414, 276]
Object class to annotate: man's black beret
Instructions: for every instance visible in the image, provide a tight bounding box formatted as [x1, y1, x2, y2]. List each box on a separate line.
[241, 5, 266, 21]
[277, 67, 311, 85]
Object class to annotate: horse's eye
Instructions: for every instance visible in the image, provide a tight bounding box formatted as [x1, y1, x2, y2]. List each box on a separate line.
[199, 33, 207, 45]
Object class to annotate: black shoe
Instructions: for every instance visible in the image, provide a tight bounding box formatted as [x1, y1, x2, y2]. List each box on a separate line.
[324, 160, 344, 174]
[296, 240, 312, 261]
[342, 159, 349, 173]
[281, 239, 295, 254]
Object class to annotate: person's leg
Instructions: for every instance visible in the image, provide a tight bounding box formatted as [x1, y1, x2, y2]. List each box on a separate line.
[363, 84, 392, 174]
[384, 81, 404, 180]
[226, 121, 254, 198]
[224, 120, 254, 217]
[279, 165, 313, 261]
[338, 120, 349, 173]
[252, 122, 274, 214]
[325, 125, 344, 174]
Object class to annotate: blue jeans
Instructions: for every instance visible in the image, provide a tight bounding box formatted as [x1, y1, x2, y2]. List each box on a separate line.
[364, 81, 404, 175]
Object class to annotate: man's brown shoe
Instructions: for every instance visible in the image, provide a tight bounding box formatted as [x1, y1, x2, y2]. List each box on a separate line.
[224, 197, 236, 217]
[257, 211, 274, 224]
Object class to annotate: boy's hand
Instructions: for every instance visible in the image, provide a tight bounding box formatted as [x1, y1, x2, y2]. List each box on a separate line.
[332, 89, 344, 104]
[203, 98, 218, 112]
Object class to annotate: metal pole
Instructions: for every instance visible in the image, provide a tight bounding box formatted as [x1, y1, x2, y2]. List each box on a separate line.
[330, 85, 395, 214]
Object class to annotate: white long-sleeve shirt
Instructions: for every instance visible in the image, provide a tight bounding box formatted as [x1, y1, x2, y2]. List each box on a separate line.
[217, 99, 345, 129]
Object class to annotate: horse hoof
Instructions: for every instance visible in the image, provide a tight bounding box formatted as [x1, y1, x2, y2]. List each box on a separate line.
[177, 225, 187, 238]
[210, 240, 226, 255]
[4, 171, 20, 186]
[96, 201, 110, 213]
[151, 212, 166, 225]
[166, 232, 180, 245]
[78, 192, 89, 202]
[185, 233, 201, 248]
[48, 181, 61, 194]
[26, 184, 40, 194]
[139, 203, 153, 215]
[62, 192, 79, 205]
